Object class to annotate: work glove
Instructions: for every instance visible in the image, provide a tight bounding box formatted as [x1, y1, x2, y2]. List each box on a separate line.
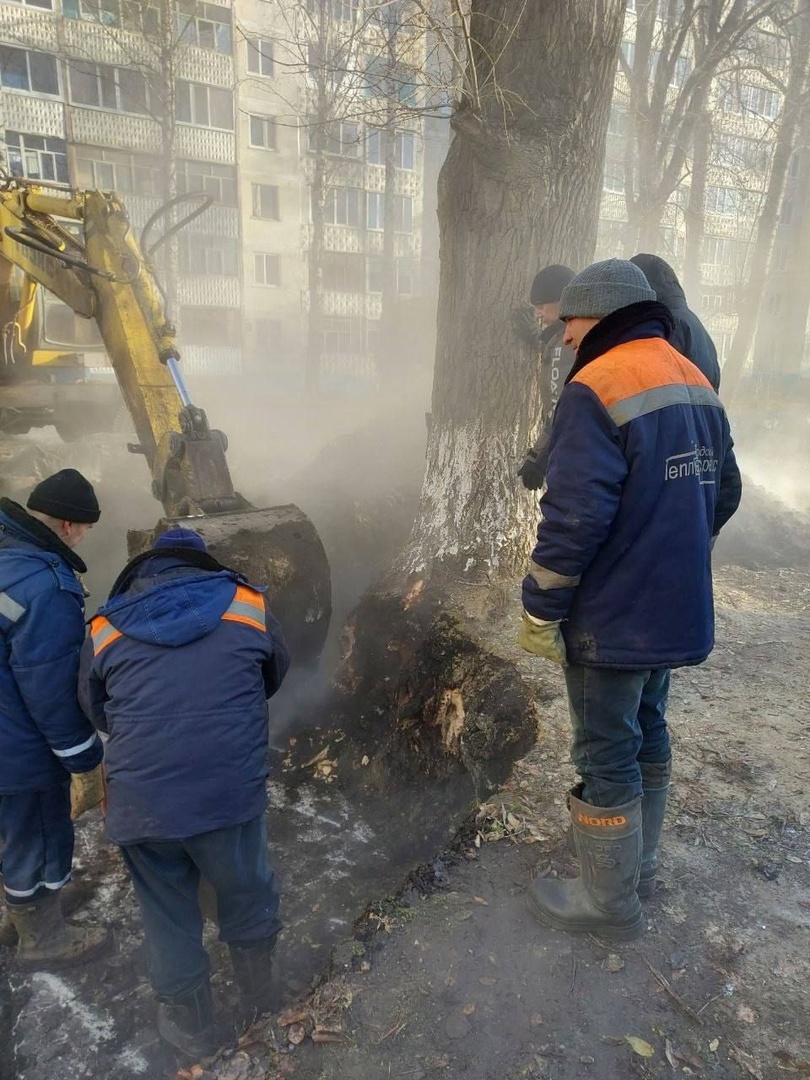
[518, 611, 567, 665]
[70, 765, 105, 821]
[517, 444, 548, 491]
[511, 305, 544, 349]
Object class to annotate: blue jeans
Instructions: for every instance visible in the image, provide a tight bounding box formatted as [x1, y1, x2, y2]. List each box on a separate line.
[0, 781, 74, 905]
[120, 814, 281, 999]
[565, 665, 671, 808]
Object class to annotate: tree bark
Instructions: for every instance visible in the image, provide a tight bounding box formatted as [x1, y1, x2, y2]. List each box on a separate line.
[402, 0, 627, 580]
[683, 105, 710, 302]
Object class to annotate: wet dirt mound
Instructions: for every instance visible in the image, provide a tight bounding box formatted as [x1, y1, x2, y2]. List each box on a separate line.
[714, 475, 810, 571]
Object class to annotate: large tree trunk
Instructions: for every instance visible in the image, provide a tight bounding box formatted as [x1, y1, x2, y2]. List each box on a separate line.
[402, 0, 626, 580]
[683, 105, 710, 301]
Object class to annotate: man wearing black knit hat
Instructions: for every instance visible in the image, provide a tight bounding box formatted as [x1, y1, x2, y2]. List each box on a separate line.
[512, 264, 577, 490]
[0, 469, 109, 967]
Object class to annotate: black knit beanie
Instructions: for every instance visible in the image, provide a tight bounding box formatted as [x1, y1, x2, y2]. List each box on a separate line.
[27, 469, 100, 523]
[530, 264, 577, 305]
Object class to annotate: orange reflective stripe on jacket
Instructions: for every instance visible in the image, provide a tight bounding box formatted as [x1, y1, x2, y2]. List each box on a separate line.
[221, 585, 266, 633]
[90, 615, 122, 656]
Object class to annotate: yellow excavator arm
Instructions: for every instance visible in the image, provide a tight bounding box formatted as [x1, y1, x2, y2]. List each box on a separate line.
[0, 181, 241, 517]
[0, 178, 331, 663]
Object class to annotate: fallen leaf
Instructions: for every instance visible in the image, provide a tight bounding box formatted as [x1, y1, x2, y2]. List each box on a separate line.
[478, 976, 497, 986]
[737, 1004, 758, 1024]
[361, 755, 370, 766]
[602, 953, 625, 973]
[665, 1038, 678, 1069]
[709, 1039, 720, 1052]
[473, 896, 489, 906]
[288, 1023, 306, 1046]
[530, 1014, 544, 1027]
[773, 1050, 810, 1071]
[625, 1036, 655, 1058]
[463, 1003, 476, 1016]
[190, 1069, 205, 1080]
[176, 1072, 194, 1080]
[312, 1028, 346, 1044]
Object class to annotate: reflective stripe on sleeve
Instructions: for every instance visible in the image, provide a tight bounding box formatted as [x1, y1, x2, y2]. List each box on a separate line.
[91, 616, 123, 656]
[0, 591, 26, 624]
[221, 585, 267, 633]
[52, 733, 99, 759]
[527, 562, 582, 590]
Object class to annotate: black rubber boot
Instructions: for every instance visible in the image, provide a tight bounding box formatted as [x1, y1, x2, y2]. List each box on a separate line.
[229, 936, 279, 1026]
[637, 759, 671, 898]
[528, 789, 643, 941]
[156, 979, 222, 1060]
[8, 891, 110, 968]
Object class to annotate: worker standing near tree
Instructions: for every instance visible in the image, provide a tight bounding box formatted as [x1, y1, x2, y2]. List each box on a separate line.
[512, 264, 577, 490]
[79, 527, 290, 1061]
[518, 260, 741, 940]
[630, 252, 721, 390]
[0, 470, 108, 965]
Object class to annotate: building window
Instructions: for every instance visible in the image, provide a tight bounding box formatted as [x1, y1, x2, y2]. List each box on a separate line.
[252, 183, 280, 220]
[603, 162, 625, 194]
[367, 255, 383, 292]
[366, 191, 384, 230]
[6, 0, 52, 7]
[176, 80, 234, 130]
[68, 62, 150, 115]
[0, 47, 59, 95]
[176, 1, 233, 54]
[247, 37, 274, 77]
[321, 316, 364, 354]
[608, 105, 628, 137]
[715, 134, 771, 174]
[249, 115, 278, 150]
[366, 129, 382, 164]
[394, 195, 413, 233]
[397, 259, 417, 295]
[254, 253, 281, 286]
[177, 161, 237, 207]
[620, 41, 635, 67]
[324, 187, 362, 227]
[322, 252, 365, 292]
[6, 132, 68, 184]
[74, 147, 159, 195]
[178, 233, 238, 277]
[180, 306, 241, 347]
[306, 0, 354, 19]
[704, 236, 734, 265]
[396, 131, 416, 170]
[706, 186, 741, 216]
[739, 83, 780, 120]
[324, 121, 359, 157]
[64, 0, 160, 33]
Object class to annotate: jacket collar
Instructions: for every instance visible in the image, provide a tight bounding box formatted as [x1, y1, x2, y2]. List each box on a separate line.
[108, 546, 239, 600]
[566, 301, 674, 382]
[539, 319, 564, 346]
[0, 498, 87, 574]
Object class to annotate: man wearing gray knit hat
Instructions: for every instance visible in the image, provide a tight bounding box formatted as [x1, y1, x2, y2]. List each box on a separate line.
[518, 258, 742, 941]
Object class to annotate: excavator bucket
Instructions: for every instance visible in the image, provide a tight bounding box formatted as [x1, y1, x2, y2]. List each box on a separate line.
[128, 504, 331, 666]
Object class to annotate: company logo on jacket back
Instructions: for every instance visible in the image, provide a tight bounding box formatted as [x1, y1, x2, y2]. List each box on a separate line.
[664, 446, 718, 484]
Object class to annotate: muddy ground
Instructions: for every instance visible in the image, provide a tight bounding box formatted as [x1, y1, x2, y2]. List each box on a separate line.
[1, 399, 809, 1080]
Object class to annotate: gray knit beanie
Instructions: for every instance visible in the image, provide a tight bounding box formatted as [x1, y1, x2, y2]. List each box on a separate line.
[559, 258, 655, 320]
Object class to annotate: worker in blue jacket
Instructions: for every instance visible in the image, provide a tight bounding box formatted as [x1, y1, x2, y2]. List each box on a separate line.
[0, 470, 108, 966]
[518, 260, 741, 941]
[79, 527, 290, 1061]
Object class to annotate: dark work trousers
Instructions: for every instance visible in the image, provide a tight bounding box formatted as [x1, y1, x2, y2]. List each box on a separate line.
[0, 780, 74, 905]
[565, 665, 671, 808]
[120, 813, 281, 1000]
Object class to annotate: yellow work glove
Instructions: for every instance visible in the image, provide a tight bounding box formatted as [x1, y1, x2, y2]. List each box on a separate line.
[70, 765, 105, 821]
[518, 611, 567, 665]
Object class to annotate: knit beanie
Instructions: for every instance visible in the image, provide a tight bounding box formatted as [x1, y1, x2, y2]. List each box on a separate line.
[530, 264, 576, 305]
[27, 469, 100, 523]
[153, 526, 207, 553]
[559, 258, 655, 320]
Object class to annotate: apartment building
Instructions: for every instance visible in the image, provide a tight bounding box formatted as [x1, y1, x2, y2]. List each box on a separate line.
[0, 0, 243, 375]
[0, 0, 428, 391]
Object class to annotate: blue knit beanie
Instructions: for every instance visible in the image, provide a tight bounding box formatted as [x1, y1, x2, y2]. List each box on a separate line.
[153, 526, 207, 553]
[559, 258, 655, 320]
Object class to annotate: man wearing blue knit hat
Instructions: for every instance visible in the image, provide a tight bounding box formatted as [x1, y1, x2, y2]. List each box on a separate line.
[79, 526, 290, 1060]
[518, 259, 742, 941]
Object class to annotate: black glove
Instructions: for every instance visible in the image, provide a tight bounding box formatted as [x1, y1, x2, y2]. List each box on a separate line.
[517, 445, 548, 490]
[511, 306, 544, 349]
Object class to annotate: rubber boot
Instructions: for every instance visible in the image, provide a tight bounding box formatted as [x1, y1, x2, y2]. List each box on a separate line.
[156, 978, 222, 1060]
[528, 789, 643, 941]
[229, 936, 279, 1026]
[8, 891, 111, 968]
[637, 759, 671, 898]
[1, 879, 91, 948]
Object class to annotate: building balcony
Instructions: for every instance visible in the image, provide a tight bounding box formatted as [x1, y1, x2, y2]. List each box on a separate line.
[2, 94, 65, 140]
[178, 274, 240, 307]
[182, 345, 242, 376]
[0, 4, 57, 50]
